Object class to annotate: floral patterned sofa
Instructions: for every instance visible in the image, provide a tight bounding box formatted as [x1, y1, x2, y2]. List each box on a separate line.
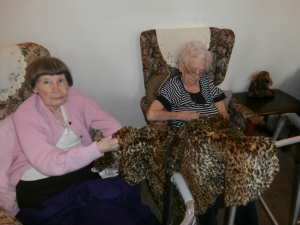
[139, 27, 263, 134]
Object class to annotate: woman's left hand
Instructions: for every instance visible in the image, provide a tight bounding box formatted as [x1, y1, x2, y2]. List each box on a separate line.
[96, 136, 119, 154]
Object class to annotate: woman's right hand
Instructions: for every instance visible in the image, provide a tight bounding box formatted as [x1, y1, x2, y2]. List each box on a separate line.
[147, 100, 200, 122]
[178, 111, 200, 121]
[96, 136, 119, 154]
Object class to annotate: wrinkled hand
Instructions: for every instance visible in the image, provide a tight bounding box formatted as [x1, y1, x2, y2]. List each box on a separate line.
[179, 111, 200, 121]
[96, 136, 119, 154]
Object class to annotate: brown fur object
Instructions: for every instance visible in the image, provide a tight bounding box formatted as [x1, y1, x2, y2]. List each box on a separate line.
[248, 71, 276, 97]
[95, 115, 279, 222]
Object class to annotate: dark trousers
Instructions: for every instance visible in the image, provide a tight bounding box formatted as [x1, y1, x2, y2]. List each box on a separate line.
[198, 195, 259, 225]
[16, 162, 100, 209]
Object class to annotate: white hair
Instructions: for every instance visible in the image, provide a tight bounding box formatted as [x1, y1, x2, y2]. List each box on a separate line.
[178, 41, 213, 71]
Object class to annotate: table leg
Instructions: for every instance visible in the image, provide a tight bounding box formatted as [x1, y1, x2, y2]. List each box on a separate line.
[244, 116, 265, 136]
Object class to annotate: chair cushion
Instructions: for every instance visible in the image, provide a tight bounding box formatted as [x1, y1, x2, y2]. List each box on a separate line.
[146, 73, 170, 105]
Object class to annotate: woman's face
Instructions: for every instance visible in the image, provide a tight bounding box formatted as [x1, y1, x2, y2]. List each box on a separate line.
[33, 74, 69, 112]
[180, 57, 206, 85]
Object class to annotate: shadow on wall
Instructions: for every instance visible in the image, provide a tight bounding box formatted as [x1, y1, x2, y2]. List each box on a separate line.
[280, 67, 300, 100]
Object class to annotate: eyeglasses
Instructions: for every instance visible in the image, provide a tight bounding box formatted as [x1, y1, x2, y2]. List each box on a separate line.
[182, 62, 206, 77]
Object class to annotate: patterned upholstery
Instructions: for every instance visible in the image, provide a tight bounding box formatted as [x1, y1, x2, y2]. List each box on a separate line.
[140, 28, 255, 132]
[0, 206, 22, 225]
[0, 43, 50, 121]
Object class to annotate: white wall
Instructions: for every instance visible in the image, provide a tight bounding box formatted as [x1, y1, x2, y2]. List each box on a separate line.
[1, 0, 299, 127]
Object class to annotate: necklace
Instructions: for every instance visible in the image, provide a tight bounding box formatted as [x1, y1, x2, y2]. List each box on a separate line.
[57, 120, 66, 127]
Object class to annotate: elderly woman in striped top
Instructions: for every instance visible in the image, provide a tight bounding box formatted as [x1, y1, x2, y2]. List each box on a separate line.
[147, 41, 258, 225]
[147, 41, 229, 127]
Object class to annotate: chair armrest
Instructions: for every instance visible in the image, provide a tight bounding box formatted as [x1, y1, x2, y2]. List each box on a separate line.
[140, 96, 169, 127]
[228, 98, 264, 134]
[140, 96, 150, 123]
[244, 116, 265, 136]
[0, 206, 22, 225]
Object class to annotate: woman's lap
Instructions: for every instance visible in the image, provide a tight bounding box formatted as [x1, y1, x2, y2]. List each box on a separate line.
[16, 162, 100, 209]
[16, 175, 161, 225]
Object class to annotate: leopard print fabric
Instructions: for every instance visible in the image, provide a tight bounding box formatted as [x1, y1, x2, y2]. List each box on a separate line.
[95, 115, 279, 220]
[112, 124, 176, 210]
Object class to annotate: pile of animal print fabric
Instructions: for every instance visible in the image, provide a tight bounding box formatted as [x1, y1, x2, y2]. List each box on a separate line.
[94, 114, 279, 219]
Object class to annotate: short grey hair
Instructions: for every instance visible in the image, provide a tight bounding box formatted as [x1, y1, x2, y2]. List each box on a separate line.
[178, 41, 213, 71]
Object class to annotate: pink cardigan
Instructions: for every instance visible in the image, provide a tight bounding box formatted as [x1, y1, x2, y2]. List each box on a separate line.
[7, 88, 122, 187]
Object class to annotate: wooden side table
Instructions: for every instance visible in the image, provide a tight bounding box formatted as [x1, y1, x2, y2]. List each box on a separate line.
[233, 89, 300, 136]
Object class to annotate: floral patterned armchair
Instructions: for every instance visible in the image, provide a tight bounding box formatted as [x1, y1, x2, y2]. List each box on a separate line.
[139, 27, 263, 134]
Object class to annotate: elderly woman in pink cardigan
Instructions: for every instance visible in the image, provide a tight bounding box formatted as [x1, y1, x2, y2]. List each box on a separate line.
[7, 57, 160, 225]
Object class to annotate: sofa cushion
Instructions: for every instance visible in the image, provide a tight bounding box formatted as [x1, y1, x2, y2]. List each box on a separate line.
[146, 73, 170, 105]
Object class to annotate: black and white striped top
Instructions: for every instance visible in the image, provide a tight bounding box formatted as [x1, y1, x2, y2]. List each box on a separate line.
[156, 75, 226, 127]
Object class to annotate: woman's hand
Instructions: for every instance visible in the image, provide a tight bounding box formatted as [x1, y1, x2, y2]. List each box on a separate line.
[147, 100, 200, 122]
[96, 136, 119, 154]
[178, 111, 200, 121]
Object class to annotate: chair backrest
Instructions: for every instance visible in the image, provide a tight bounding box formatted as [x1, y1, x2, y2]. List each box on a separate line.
[140, 27, 235, 105]
[0, 42, 50, 120]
